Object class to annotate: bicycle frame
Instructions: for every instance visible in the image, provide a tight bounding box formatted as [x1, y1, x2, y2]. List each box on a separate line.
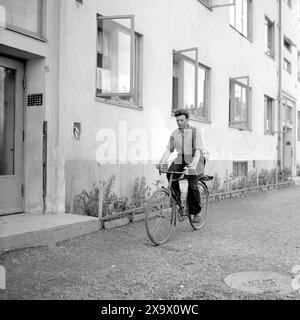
[159, 170, 190, 226]
[159, 168, 210, 226]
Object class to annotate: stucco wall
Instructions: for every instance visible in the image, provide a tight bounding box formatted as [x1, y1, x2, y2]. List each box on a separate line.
[56, 0, 299, 212]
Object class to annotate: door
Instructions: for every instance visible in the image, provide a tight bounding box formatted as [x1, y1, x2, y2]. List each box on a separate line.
[0, 56, 24, 215]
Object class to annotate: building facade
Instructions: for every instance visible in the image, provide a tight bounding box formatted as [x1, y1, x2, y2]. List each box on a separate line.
[0, 0, 299, 216]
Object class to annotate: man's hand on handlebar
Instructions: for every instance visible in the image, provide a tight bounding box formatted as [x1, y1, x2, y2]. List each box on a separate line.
[156, 163, 190, 175]
[156, 163, 168, 171]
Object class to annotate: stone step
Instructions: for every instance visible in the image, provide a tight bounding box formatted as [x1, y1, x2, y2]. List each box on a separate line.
[0, 213, 99, 254]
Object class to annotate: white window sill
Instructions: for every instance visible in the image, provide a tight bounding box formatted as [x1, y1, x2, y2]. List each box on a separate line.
[229, 124, 252, 132]
[4, 25, 47, 42]
[95, 96, 143, 110]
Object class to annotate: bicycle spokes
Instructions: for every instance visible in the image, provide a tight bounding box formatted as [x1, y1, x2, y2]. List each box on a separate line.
[145, 189, 174, 245]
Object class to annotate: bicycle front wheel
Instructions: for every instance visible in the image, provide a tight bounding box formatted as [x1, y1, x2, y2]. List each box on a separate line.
[145, 188, 175, 246]
[189, 181, 209, 231]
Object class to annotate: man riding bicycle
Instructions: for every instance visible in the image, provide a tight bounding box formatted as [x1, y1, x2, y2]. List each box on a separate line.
[157, 109, 205, 222]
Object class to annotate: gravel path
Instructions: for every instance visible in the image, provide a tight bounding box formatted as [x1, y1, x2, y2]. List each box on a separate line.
[1, 185, 300, 300]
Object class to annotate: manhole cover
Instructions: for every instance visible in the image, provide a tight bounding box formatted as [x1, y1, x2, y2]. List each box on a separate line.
[225, 272, 292, 295]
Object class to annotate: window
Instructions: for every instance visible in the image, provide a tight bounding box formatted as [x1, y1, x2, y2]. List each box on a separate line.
[229, 77, 251, 130]
[197, 0, 211, 7]
[172, 49, 211, 122]
[283, 0, 292, 8]
[264, 95, 274, 135]
[298, 51, 300, 82]
[229, 0, 252, 39]
[233, 161, 248, 177]
[0, 0, 45, 36]
[284, 36, 292, 53]
[283, 100, 294, 124]
[264, 16, 275, 58]
[283, 58, 292, 74]
[298, 112, 300, 141]
[96, 15, 143, 107]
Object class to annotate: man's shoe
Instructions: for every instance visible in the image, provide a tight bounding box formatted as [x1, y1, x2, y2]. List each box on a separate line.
[192, 208, 202, 222]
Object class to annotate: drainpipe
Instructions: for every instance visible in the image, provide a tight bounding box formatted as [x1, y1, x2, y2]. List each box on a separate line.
[277, 0, 283, 171]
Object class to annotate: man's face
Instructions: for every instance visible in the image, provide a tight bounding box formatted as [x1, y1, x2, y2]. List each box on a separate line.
[176, 115, 189, 129]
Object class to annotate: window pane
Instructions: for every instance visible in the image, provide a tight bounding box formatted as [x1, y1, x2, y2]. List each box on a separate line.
[298, 112, 300, 141]
[235, 0, 243, 33]
[172, 60, 180, 110]
[230, 0, 251, 38]
[234, 83, 247, 124]
[0, 66, 15, 176]
[264, 19, 268, 53]
[183, 60, 195, 110]
[197, 67, 207, 119]
[0, 0, 43, 34]
[172, 50, 209, 121]
[265, 96, 273, 133]
[242, 0, 248, 36]
[97, 17, 133, 95]
[229, 0, 235, 26]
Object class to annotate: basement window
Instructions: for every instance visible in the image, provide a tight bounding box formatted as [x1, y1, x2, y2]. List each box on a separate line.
[233, 161, 248, 177]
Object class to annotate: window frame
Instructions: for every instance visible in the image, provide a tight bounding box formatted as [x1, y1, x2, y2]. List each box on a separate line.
[264, 95, 275, 135]
[196, 0, 212, 9]
[172, 48, 211, 123]
[283, 57, 292, 74]
[283, 0, 292, 9]
[229, 0, 253, 41]
[233, 161, 248, 177]
[1, 0, 46, 40]
[229, 77, 252, 131]
[283, 36, 293, 53]
[283, 99, 294, 124]
[297, 51, 300, 82]
[264, 16, 275, 59]
[96, 14, 135, 98]
[297, 111, 300, 142]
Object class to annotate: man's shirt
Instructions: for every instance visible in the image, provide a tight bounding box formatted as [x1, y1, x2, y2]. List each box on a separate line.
[167, 125, 203, 165]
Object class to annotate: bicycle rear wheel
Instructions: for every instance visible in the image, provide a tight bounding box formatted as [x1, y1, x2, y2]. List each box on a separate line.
[145, 188, 175, 245]
[189, 181, 209, 231]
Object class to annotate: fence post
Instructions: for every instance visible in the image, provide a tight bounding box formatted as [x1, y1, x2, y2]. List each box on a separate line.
[275, 167, 278, 187]
[226, 169, 229, 192]
[98, 181, 104, 230]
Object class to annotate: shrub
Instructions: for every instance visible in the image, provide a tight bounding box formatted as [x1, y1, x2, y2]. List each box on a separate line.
[74, 175, 152, 217]
[131, 177, 152, 208]
[74, 184, 99, 217]
[210, 173, 222, 194]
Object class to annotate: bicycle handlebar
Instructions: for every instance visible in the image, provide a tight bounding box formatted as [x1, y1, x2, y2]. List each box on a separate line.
[157, 167, 188, 175]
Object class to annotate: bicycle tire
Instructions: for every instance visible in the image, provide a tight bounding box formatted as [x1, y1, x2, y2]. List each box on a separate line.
[145, 188, 175, 245]
[189, 181, 209, 231]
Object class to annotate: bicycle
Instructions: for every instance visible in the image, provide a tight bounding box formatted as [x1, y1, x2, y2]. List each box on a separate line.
[145, 166, 214, 246]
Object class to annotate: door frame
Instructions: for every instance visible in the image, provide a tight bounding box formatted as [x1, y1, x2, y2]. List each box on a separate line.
[0, 55, 25, 215]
